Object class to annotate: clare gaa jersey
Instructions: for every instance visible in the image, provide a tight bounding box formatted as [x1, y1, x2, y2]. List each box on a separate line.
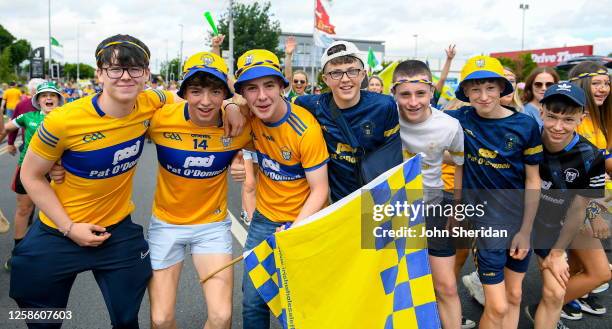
[294, 91, 400, 201]
[252, 101, 329, 222]
[446, 106, 543, 227]
[535, 134, 605, 228]
[149, 102, 252, 225]
[576, 116, 610, 160]
[29, 90, 174, 228]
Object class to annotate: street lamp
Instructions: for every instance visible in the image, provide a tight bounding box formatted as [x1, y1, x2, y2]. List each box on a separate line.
[77, 21, 95, 81]
[413, 34, 418, 59]
[519, 3, 529, 50]
[178, 24, 184, 80]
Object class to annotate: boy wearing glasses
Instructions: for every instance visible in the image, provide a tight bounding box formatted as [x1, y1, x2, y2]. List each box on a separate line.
[523, 82, 605, 329]
[10, 35, 176, 329]
[293, 40, 400, 201]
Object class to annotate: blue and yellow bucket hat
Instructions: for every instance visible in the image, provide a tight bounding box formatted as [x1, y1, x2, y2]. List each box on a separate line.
[455, 55, 514, 102]
[178, 51, 232, 98]
[234, 49, 289, 93]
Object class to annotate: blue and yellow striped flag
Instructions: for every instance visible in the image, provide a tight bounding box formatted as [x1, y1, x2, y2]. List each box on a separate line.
[245, 155, 440, 329]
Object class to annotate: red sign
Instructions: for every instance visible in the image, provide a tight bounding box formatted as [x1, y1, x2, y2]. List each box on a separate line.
[491, 45, 593, 67]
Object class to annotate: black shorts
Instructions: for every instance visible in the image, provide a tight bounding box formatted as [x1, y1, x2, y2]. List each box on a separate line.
[11, 166, 26, 195]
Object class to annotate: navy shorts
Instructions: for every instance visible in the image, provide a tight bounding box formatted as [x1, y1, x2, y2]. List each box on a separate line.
[473, 246, 532, 285]
[9, 216, 152, 329]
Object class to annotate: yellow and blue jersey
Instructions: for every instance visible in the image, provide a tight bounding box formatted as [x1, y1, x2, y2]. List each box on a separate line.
[252, 101, 329, 222]
[447, 106, 543, 229]
[28, 90, 174, 228]
[294, 91, 400, 201]
[576, 116, 610, 160]
[149, 102, 252, 225]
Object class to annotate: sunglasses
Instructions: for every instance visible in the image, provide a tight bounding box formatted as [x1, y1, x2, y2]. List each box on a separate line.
[534, 82, 554, 89]
[293, 80, 306, 84]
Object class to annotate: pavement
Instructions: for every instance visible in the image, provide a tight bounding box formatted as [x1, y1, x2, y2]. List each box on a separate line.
[0, 140, 609, 328]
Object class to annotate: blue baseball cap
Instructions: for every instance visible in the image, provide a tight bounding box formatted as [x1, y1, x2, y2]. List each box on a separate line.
[540, 82, 585, 107]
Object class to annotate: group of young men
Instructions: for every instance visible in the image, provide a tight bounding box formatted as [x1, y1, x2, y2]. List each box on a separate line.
[0, 32, 609, 329]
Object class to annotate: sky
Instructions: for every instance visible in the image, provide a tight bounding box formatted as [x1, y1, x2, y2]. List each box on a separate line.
[1, 0, 610, 74]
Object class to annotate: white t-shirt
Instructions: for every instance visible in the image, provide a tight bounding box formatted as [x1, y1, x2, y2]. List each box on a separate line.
[399, 107, 464, 202]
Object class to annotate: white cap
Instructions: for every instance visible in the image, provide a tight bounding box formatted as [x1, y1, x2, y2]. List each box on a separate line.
[320, 41, 366, 70]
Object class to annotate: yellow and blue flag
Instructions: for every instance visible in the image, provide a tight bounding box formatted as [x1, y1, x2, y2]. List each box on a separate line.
[245, 155, 440, 329]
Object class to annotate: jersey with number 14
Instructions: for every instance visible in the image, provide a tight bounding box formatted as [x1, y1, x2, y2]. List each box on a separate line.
[252, 101, 329, 222]
[149, 102, 252, 225]
[28, 90, 174, 228]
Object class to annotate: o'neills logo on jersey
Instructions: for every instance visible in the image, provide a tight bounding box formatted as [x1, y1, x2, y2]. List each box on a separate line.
[183, 155, 215, 168]
[113, 140, 141, 165]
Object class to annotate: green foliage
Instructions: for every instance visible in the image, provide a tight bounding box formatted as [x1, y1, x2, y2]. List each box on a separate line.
[496, 53, 538, 82]
[7, 39, 31, 67]
[160, 57, 182, 81]
[0, 24, 15, 53]
[63, 63, 96, 80]
[216, 1, 283, 69]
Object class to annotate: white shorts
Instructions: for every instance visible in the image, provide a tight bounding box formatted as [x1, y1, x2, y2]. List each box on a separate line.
[147, 215, 232, 270]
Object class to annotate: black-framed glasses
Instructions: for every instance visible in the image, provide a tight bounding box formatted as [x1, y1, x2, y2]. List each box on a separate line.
[534, 81, 554, 89]
[293, 79, 306, 84]
[103, 66, 146, 79]
[327, 68, 362, 80]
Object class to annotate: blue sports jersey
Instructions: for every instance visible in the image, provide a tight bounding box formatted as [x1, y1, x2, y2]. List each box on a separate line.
[294, 91, 400, 201]
[446, 106, 543, 231]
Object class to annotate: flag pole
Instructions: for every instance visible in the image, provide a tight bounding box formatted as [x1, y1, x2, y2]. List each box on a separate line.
[48, 0, 52, 78]
[310, 0, 317, 93]
[200, 255, 244, 284]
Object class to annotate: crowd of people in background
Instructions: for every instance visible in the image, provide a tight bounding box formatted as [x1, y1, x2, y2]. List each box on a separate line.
[0, 33, 610, 329]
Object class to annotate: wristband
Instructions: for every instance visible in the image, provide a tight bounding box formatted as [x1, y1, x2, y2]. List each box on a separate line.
[61, 222, 74, 237]
[223, 102, 238, 112]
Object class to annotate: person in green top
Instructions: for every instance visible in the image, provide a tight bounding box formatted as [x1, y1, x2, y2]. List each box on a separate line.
[0, 81, 64, 271]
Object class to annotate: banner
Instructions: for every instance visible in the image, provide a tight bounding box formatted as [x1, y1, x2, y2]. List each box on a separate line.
[490, 45, 593, 67]
[246, 155, 440, 329]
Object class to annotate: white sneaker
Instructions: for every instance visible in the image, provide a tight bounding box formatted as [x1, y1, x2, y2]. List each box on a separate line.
[0, 210, 9, 234]
[592, 282, 609, 294]
[462, 271, 485, 306]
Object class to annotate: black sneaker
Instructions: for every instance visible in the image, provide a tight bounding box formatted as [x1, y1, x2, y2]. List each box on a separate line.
[577, 295, 606, 315]
[461, 316, 476, 329]
[524, 304, 537, 323]
[560, 301, 583, 320]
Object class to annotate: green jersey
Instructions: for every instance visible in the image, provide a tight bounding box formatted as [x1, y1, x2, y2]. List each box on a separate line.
[12, 111, 46, 165]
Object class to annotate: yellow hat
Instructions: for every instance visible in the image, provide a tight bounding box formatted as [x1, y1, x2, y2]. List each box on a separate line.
[179, 51, 232, 98]
[234, 49, 289, 93]
[455, 55, 513, 102]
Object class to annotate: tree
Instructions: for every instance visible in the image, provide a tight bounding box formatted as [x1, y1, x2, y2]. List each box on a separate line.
[0, 24, 15, 53]
[216, 1, 283, 69]
[7, 39, 31, 67]
[63, 63, 96, 80]
[497, 53, 538, 82]
[159, 57, 182, 81]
